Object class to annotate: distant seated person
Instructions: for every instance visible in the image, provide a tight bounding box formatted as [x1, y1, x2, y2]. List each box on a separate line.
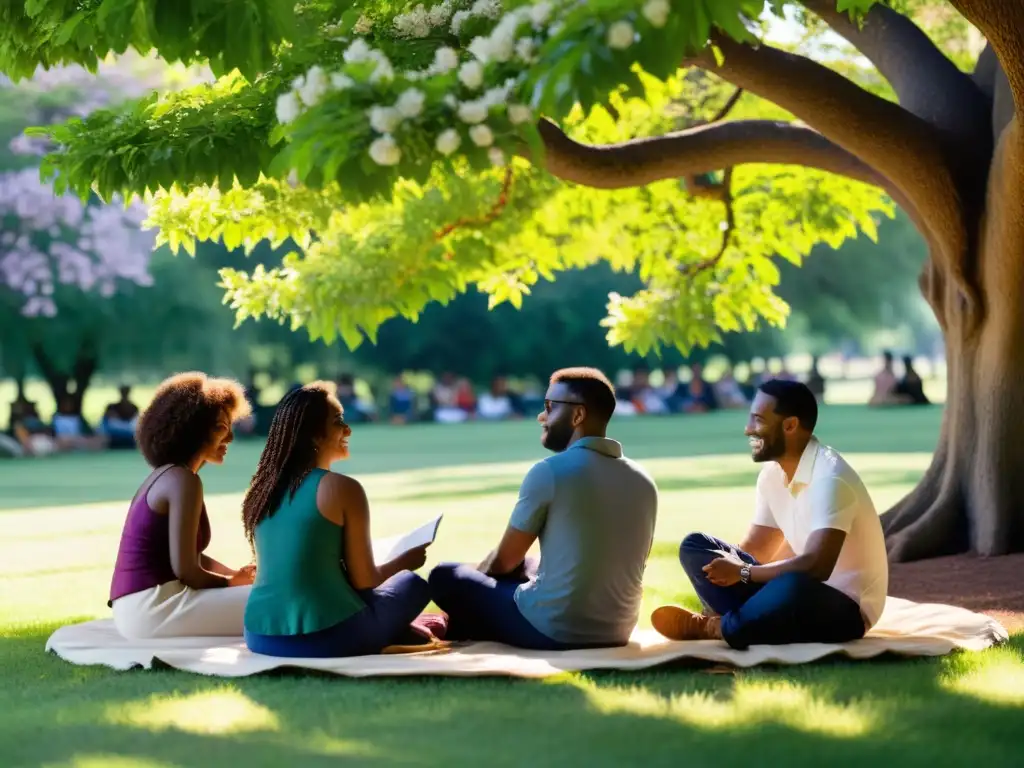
[629, 367, 669, 415]
[868, 351, 910, 406]
[431, 372, 469, 423]
[50, 396, 108, 452]
[651, 380, 887, 649]
[7, 396, 54, 457]
[389, 376, 417, 424]
[658, 368, 683, 412]
[6, 391, 37, 434]
[109, 373, 256, 639]
[712, 365, 749, 410]
[234, 374, 261, 437]
[680, 364, 719, 413]
[335, 374, 377, 423]
[51, 398, 108, 452]
[805, 356, 826, 403]
[100, 385, 139, 449]
[895, 355, 930, 405]
[429, 367, 658, 650]
[613, 383, 638, 417]
[455, 377, 477, 415]
[243, 384, 436, 658]
[477, 375, 519, 420]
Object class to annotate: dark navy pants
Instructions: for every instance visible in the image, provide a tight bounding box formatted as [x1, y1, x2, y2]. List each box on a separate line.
[679, 532, 867, 649]
[428, 561, 573, 651]
[244, 570, 431, 658]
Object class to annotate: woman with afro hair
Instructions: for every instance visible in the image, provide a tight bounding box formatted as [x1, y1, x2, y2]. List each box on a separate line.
[108, 372, 256, 639]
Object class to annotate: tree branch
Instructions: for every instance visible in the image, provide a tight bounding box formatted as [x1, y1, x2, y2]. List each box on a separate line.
[708, 87, 745, 124]
[537, 118, 888, 191]
[697, 36, 971, 302]
[800, 0, 991, 148]
[949, 1, 1024, 115]
[681, 168, 735, 277]
[973, 43, 1016, 142]
[434, 166, 515, 241]
[680, 87, 744, 202]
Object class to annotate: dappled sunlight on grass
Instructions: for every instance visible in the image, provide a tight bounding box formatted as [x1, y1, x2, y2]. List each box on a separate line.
[567, 675, 879, 738]
[45, 756, 178, 768]
[105, 689, 280, 735]
[940, 647, 1024, 706]
[297, 732, 385, 759]
[8, 409, 1024, 765]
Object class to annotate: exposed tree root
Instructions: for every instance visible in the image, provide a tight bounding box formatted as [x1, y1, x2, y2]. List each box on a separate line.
[885, 481, 969, 562]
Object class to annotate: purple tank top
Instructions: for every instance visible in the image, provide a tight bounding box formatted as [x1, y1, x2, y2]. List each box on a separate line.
[109, 473, 212, 604]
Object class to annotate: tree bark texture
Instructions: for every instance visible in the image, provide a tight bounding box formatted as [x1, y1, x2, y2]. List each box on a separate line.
[887, 117, 1024, 559]
[537, 1, 1024, 560]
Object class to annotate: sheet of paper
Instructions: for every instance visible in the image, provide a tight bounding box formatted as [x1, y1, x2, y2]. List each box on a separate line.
[372, 515, 443, 564]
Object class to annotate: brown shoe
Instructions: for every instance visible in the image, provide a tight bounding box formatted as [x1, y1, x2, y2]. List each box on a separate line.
[651, 605, 721, 641]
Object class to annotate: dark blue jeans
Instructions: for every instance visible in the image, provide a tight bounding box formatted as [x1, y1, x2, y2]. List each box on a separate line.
[679, 532, 867, 650]
[428, 562, 572, 651]
[244, 571, 431, 658]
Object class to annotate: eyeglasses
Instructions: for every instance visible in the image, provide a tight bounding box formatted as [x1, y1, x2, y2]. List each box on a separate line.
[544, 399, 586, 412]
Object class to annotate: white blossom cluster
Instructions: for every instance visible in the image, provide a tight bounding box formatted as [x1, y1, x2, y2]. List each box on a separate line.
[393, 1, 453, 38]
[275, 54, 369, 125]
[367, 86, 429, 165]
[391, 0, 502, 40]
[275, 0, 677, 170]
[0, 169, 155, 318]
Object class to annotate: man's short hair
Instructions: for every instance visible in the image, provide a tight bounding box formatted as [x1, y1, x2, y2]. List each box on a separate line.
[758, 379, 818, 432]
[550, 367, 616, 423]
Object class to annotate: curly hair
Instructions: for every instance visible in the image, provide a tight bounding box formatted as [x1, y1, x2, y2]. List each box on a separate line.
[136, 372, 251, 468]
[241, 382, 336, 546]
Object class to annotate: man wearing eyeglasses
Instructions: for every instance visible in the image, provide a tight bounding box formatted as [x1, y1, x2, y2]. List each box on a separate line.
[429, 367, 658, 650]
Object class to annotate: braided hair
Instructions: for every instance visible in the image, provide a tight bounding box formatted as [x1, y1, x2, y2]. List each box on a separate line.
[241, 382, 336, 546]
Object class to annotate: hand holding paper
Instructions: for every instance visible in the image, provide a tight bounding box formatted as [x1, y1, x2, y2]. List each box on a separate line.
[372, 515, 443, 567]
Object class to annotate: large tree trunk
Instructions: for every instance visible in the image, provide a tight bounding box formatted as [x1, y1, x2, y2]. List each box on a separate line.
[30, 339, 98, 416]
[882, 119, 1024, 560]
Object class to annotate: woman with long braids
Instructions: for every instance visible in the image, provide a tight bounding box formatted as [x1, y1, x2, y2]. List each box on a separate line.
[242, 382, 435, 657]
[109, 372, 256, 639]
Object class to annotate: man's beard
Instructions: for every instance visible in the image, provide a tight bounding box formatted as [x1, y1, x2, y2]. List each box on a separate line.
[542, 421, 574, 453]
[750, 426, 785, 463]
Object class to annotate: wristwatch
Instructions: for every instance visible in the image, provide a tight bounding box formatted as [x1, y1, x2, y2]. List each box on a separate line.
[739, 564, 752, 584]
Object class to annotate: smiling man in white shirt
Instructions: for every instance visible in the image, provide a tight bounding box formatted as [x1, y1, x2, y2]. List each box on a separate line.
[651, 379, 888, 648]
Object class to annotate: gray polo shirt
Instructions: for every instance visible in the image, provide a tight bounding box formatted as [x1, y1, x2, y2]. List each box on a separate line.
[510, 436, 658, 645]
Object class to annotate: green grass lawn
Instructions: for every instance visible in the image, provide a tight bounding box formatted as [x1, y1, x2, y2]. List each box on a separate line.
[2, 407, 1021, 767]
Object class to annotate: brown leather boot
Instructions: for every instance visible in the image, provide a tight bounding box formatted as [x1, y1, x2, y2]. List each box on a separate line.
[651, 605, 723, 641]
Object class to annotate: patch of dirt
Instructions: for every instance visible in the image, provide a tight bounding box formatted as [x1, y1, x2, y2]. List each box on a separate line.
[889, 552, 1024, 632]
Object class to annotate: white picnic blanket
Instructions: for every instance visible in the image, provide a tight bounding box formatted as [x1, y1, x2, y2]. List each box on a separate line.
[45, 597, 1008, 679]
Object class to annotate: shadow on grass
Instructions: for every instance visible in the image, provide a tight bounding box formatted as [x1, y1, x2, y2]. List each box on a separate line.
[396, 468, 926, 504]
[0, 406, 941, 511]
[4, 622, 1022, 767]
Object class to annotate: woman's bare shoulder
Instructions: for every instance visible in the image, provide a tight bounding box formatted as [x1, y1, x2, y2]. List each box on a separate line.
[316, 471, 367, 522]
[318, 470, 363, 494]
[143, 465, 200, 512]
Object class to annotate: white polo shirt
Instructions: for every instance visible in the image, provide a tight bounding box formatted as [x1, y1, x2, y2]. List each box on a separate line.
[753, 437, 889, 628]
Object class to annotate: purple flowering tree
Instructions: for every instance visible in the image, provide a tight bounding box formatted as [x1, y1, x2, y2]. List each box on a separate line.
[0, 56, 175, 412]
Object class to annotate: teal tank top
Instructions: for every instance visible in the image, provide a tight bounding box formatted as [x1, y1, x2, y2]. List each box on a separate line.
[244, 469, 366, 635]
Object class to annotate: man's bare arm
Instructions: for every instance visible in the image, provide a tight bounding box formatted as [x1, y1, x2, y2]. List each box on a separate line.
[737, 524, 785, 563]
[748, 528, 846, 583]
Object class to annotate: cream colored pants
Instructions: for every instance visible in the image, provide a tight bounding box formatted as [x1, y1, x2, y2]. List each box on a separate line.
[111, 581, 251, 639]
